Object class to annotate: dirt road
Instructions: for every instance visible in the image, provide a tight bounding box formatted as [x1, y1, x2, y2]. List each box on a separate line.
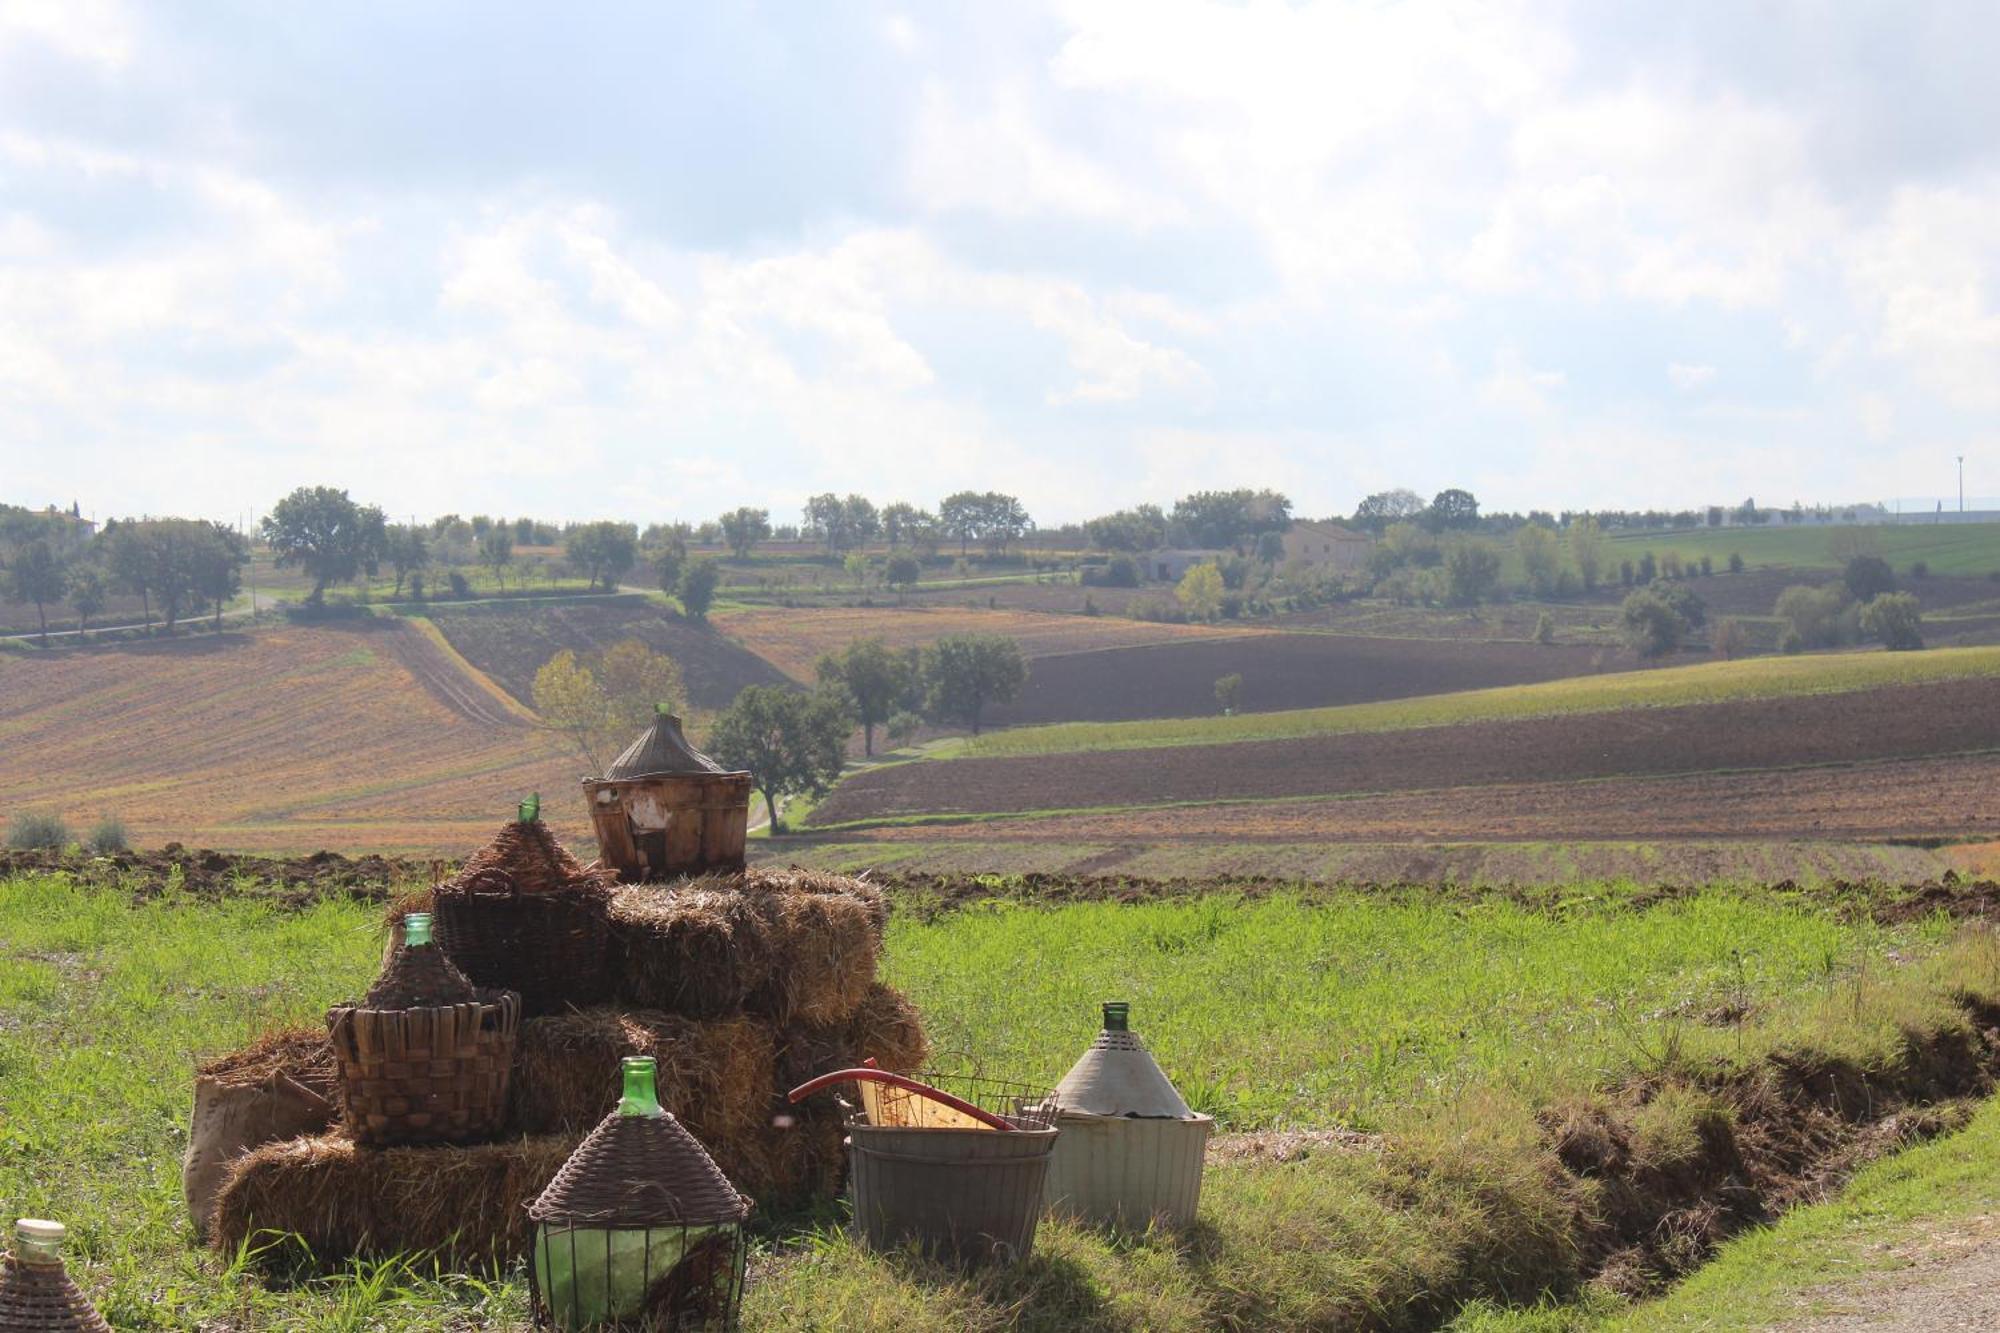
[1778, 1213, 2000, 1330]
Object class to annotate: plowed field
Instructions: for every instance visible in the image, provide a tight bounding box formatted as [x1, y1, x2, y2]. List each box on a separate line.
[824, 752, 2000, 845]
[426, 597, 791, 710]
[710, 605, 1261, 679]
[809, 676, 2000, 826]
[982, 633, 1640, 726]
[0, 624, 587, 854]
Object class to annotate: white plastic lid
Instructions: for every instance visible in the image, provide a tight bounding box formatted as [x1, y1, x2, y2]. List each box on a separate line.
[14, 1218, 64, 1262]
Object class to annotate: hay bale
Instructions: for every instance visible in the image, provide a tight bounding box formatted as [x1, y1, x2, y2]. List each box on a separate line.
[846, 982, 928, 1075]
[607, 885, 772, 1017]
[197, 1026, 339, 1100]
[509, 1008, 776, 1156]
[213, 1133, 577, 1268]
[743, 887, 880, 1027]
[729, 1102, 850, 1205]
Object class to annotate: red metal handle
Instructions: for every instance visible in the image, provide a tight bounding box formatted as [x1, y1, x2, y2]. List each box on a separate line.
[783, 1067, 1017, 1131]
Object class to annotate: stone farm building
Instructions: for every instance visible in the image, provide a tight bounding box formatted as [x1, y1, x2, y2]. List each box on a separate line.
[1280, 519, 1372, 572]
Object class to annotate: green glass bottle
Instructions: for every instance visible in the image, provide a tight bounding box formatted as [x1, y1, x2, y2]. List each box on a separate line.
[402, 912, 433, 947]
[618, 1056, 663, 1117]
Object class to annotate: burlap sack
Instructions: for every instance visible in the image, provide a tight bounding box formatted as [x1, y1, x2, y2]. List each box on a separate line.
[183, 1071, 335, 1239]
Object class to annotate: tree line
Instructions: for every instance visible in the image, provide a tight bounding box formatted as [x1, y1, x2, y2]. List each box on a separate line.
[0, 504, 248, 642]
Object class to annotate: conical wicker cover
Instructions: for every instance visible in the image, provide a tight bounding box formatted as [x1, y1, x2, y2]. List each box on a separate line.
[362, 938, 479, 1009]
[604, 714, 730, 781]
[1052, 1027, 1196, 1120]
[442, 820, 606, 898]
[530, 1111, 750, 1228]
[0, 1256, 112, 1332]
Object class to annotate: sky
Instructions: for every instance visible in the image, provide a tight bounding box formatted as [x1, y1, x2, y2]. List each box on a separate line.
[1, 1, 1997, 528]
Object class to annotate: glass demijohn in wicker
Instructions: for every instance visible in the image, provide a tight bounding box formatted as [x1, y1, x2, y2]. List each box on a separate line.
[0, 1219, 111, 1332]
[529, 1057, 752, 1331]
[326, 912, 521, 1146]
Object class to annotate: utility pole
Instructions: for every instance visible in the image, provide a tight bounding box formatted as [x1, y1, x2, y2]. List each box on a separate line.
[1959, 455, 1966, 517]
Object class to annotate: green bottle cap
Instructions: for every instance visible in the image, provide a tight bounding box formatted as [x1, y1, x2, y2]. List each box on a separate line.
[403, 912, 433, 947]
[1102, 1002, 1130, 1032]
[13, 1218, 64, 1265]
[618, 1056, 663, 1118]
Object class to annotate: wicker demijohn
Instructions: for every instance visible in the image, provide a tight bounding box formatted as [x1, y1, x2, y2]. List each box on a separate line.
[0, 1220, 110, 1333]
[528, 1058, 752, 1331]
[433, 818, 614, 1016]
[327, 913, 521, 1147]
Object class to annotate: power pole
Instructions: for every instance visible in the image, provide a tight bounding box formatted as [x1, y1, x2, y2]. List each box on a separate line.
[1959, 455, 1966, 516]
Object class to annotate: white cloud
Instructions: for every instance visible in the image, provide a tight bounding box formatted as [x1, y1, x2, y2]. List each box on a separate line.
[1668, 363, 1717, 391]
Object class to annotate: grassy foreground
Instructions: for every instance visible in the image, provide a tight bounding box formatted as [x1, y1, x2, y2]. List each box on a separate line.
[952, 644, 2000, 759]
[0, 870, 1992, 1330]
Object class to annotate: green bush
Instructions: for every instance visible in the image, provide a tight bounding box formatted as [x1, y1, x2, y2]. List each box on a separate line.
[1533, 612, 1556, 645]
[1728, 552, 1745, 574]
[1860, 592, 1924, 651]
[86, 814, 130, 855]
[6, 811, 71, 851]
[1621, 589, 1687, 657]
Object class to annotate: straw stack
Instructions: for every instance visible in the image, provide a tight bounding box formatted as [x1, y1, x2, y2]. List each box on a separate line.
[207, 850, 926, 1269]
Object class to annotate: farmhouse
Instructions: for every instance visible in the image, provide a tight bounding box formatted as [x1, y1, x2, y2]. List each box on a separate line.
[1280, 519, 1372, 572]
[1142, 548, 1232, 582]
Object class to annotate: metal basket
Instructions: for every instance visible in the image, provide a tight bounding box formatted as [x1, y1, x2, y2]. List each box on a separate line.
[841, 1072, 1059, 1267]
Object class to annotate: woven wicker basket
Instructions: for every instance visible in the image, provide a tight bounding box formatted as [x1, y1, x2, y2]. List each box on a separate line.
[0, 1254, 112, 1333]
[432, 886, 611, 1017]
[328, 933, 521, 1147]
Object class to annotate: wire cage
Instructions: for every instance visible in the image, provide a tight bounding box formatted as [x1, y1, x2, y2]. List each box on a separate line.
[0, 1220, 111, 1333]
[527, 1058, 752, 1332]
[834, 1070, 1060, 1268]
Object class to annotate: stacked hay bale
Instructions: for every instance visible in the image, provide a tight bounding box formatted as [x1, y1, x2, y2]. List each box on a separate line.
[204, 831, 925, 1270]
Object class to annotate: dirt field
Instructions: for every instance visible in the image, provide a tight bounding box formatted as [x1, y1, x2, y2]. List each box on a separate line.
[426, 597, 791, 709]
[822, 752, 2000, 845]
[0, 623, 589, 854]
[768, 835, 1958, 886]
[810, 676, 2000, 824]
[710, 604, 1261, 679]
[982, 632, 1649, 726]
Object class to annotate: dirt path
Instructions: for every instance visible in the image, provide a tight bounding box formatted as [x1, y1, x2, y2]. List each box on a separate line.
[1778, 1214, 2000, 1330]
[373, 621, 526, 728]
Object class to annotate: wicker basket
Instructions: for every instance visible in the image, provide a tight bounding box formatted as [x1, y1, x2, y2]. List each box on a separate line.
[0, 1252, 111, 1333]
[328, 932, 521, 1147]
[433, 885, 611, 1017]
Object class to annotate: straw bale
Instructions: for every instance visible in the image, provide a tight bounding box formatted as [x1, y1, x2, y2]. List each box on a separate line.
[742, 888, 879, 1028]
[509, 1008, 776, 1155]
[727, 1102, 849, 1205]
[845, 982, 929, 1075]
[607, 886, 772, 1017]
[198, 1026, 339, 1101]
[213, 1132, 577, 1268]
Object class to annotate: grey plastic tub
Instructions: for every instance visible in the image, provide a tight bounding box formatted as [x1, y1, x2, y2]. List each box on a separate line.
[847, 1123, 1059, 1266]
[1043, 1110, 1213, 1229]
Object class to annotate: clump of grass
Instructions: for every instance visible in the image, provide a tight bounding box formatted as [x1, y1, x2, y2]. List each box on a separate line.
[6, 810, 70, 850]
[85, 813, 129, 855]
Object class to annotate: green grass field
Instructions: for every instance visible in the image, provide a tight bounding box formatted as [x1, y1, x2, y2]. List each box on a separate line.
[1605, 521, 2000, 577]
[949, 643, 2000, 759]
[5, 868, 1997, 1329]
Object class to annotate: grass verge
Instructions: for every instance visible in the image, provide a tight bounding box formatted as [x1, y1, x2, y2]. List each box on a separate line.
[3, 868, 1996, 1329]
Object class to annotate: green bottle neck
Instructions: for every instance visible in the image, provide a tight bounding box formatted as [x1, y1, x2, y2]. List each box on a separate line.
[618, 1058, 663, 1117]
[13, 1219, 64, 1266]
[403, 913, 433, 947]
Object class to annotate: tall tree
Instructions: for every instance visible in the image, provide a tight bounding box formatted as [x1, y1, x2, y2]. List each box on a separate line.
[922, 633, 1028, 735]
[816, 637, 917, 756]
[719, 507, 772, 560]
[564, 520, 638, 591]
[938, 491, 983, 556]
[1085, 504, 1168, 552]
[706, 684, 852, 831]
[1170, 489, 1291, 551]
[532, 649, 615, 771]
[1515, 524, 1562, 597]
[1175, 563, 1224, 621]
[880, 502, 920, 548]
[4, 539, 66, 644]
[1568, 516, 1606, 591]
[261, 486, 388, 605]
[479, 526, 514, 590]
[66, 565, 105, 638]
[595, 639, 686, 739]
[1425, 488, 1480, 532]
[677, 557, 721, 619]
[191, 522, 248, 629]
[1350, 489, 1426, 534]
[385, 524, 430, 597]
